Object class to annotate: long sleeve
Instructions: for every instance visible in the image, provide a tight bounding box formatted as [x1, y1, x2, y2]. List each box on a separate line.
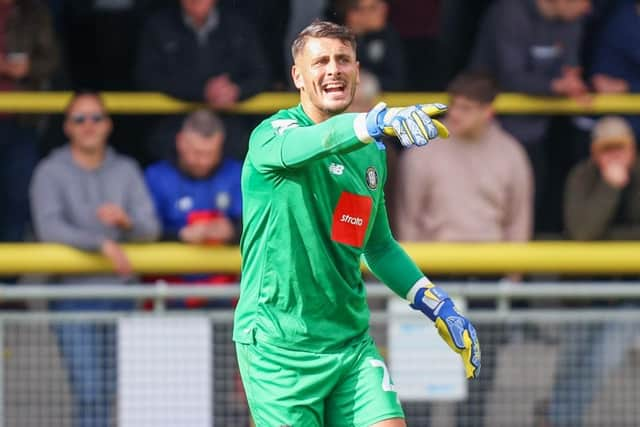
[248, 113, 372, 172]
[503, 147, 534, 241]
[30, 164, 105, 251]
[364, 193, 424, 299]
[564, 161, 621, 240]
[123, 162, 161, 242]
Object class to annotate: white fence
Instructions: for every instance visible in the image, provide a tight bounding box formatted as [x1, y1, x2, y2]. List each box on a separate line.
[0, 282, 639, 427]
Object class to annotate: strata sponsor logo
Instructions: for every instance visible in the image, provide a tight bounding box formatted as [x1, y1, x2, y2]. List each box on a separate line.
[271, 119, 299, 135]
[340, 214, 363, 226]
[329, 162, 344, 175]
[331, 192, 373, 248]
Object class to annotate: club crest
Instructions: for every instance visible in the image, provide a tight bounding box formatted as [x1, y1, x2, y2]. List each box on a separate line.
[366, 167, 378, 190]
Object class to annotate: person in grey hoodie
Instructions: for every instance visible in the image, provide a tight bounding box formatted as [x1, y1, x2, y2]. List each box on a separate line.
[29, 91, 160, 427]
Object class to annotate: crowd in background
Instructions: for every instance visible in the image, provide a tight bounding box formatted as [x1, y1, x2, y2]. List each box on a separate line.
[1, 0, 640, 260]
[2, 1, 639, 426]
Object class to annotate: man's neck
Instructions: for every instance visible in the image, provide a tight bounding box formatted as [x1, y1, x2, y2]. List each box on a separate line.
[70, 145, 106, 170]
[300, 98, 338, 124]
[459, 122, 491, 142]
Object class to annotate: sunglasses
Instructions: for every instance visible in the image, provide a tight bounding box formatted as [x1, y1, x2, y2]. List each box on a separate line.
[69, 113, 106, 124]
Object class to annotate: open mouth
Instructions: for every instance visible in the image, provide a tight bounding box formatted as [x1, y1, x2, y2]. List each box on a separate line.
[322, 81, 347, 96]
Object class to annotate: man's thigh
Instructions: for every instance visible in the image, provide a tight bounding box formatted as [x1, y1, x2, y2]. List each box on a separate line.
[326, 337, 405, 427]
[236, 341, 338, 427]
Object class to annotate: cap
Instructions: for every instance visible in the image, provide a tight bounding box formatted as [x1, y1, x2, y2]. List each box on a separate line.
[591, 116, 636, 152]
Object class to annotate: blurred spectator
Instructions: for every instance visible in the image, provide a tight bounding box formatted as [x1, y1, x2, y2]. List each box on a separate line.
[469, 0, 591, 234]
[564, 116, 640, 240]
[589, 0, 640, 138]
[539, 116, 640, 427]
[29, 92, 159, 427]
[144, 109, 241, 308]
[0, 0, 59, 243]
[389, 0, 442, 90]
[223, 0, 290, 88]
[396, 72, 533, 244]
[335, 0, 406, 90]
[284, 0, 327, 77]
[134, 0, 269, 161]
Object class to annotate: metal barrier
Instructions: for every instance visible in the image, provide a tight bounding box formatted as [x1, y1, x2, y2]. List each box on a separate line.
[2, 92, 640, 114]
[1, 283, 639, 427]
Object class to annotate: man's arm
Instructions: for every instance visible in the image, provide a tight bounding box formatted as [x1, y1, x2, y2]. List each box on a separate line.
[364, 193, 481, 379]
[363, 194, 425, 298]
[248, 113, 374, 173]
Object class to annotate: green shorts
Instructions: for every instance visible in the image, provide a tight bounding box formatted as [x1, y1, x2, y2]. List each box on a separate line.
[236, 335, 404, 427]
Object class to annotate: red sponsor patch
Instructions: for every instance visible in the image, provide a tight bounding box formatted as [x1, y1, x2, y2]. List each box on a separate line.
[331, 192, 373, 248]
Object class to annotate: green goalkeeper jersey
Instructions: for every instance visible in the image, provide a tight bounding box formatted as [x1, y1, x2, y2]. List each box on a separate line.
[233, 105, 424, 351]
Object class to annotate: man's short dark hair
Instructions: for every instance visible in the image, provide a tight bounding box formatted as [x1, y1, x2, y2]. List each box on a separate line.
[447, 72, 499, 104]
[181, 109, 225, 137]
[64, 90, 107, 116]
[291, 20, 356, 59]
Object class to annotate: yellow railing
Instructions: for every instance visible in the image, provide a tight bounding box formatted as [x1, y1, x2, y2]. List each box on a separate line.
[2, 242, 640, 275]
[2, 92, 640, 114]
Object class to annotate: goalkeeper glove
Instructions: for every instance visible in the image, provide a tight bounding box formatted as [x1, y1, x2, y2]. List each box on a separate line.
[409, 278, 481, 379]
[365, 102, 449, 147]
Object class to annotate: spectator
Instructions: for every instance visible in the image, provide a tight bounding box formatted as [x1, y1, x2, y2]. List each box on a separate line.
[0, 0, 59, 243]
[396, 72, 533, 244]
[30, 91, 160, 427]
[144, 109, 242, 308]
[469, 0, 591, 234]
[335, 0, 406, 90]
[565, 116, 640, 240]
[389, 0, 442, 90]
[589, 0, 640, 138]
[134, 0, 269, 161]
[540, 116, 640, 427]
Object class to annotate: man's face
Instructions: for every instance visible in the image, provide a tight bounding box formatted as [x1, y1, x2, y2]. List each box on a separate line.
[180, 0, 216, 22]
[556, 0, 591, 21]
[292, 37, 359, 119]
[594, 144, 635, 171]
[447, 95, 493, 138]
[64, 95, 112, 153]
[177, 130, 224, 178]
[347, 0, 388, 33]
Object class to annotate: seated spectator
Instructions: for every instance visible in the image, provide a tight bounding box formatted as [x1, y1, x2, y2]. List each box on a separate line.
[0, 0, 59, 243]
[144, 109, 241, 308]
[540, 116, 640, 427]
[565, 116, 640, 240]
[335, 0, 406, 90]
[395, 72, 533, 244]
[589, 0, 640, 138]
[469, 0, 591, 233]
[29, 91, 160, 427]
[134, 0, 269, 161]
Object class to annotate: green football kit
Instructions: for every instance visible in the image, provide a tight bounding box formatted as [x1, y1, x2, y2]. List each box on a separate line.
[233, 105, 426, 426]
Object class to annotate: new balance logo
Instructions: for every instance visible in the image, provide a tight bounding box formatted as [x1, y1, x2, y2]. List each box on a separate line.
[329, 163, 344, 175]
[340, 214, 364, 226]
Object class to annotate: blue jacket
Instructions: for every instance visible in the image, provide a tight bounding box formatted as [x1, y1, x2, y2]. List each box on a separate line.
[144, 159, 242, 241]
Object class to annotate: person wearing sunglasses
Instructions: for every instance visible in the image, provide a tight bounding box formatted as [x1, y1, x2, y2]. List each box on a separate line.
[29, 91, 160, 427]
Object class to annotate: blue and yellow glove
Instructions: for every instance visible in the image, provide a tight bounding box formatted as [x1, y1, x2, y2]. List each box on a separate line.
[365, 102, 449, 147]
[409, 279, 481, 379]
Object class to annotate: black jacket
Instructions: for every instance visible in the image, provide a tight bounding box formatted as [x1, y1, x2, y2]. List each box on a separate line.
[134, 6, 269, 101]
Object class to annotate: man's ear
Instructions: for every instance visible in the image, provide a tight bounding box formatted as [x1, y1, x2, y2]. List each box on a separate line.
[292, 64, 304, 90]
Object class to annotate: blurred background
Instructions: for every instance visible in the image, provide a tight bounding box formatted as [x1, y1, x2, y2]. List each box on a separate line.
[1, 0, 640, 426]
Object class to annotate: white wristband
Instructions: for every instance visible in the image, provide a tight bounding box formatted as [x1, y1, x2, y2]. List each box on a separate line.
[353, 113, 374, 144]
[405, 276, 433, 303]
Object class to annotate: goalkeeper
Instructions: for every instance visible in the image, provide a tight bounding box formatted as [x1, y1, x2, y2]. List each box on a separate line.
[233, 20, 481, 427]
